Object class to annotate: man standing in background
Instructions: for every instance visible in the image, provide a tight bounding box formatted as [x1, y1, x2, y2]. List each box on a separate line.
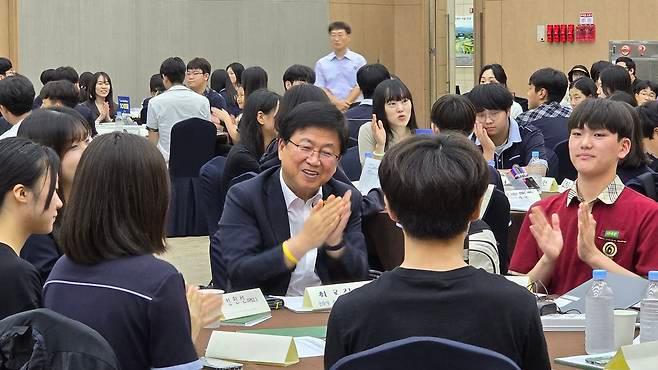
[315, 21, 366, 112]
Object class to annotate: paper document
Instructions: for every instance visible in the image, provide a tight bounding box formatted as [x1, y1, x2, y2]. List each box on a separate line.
[293, 337, 325, 358]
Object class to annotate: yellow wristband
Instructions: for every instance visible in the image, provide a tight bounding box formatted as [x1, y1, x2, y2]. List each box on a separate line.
[282, 242, 298, 265]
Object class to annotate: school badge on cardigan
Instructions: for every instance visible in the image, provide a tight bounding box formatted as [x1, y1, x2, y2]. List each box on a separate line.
[598, 229, 624, 259]
[602, 242, 618, 258]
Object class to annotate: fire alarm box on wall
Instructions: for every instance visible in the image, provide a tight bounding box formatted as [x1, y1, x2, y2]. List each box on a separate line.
[575, 24, 596, 42]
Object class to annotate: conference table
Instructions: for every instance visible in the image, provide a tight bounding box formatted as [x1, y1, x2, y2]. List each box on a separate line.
[197, 309, 585, 370]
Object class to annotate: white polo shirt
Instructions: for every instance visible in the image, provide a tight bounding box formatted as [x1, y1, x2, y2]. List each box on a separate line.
[279, 170, 323, 296]
[146, 84, 210, 163]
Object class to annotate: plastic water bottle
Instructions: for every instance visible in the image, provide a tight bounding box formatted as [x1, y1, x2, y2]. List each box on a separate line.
[586, 269, 615, 354]
[526, 151, 546, 181]
[640, 271, 658, 343]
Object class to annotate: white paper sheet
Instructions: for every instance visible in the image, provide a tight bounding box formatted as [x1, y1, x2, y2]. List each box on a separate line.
[293, 337, 325, 358]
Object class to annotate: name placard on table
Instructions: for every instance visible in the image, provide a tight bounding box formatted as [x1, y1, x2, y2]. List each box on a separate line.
[221, 288, 271, 321]
[206, 331, 299, 367]
[507, 189, 542, 212]
[302, 281, 370, 311]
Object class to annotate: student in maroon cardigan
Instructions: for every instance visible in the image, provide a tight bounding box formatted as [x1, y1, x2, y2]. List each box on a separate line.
[510, 98, 658, 295]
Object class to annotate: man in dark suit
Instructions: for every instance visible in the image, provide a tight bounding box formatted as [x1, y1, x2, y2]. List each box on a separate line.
[212, 101, 368, 295]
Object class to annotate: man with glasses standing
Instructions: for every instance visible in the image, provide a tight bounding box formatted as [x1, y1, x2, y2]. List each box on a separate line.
[212, 101, 368, 294]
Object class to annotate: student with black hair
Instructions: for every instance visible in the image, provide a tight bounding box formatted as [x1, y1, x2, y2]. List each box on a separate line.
[17, 108, 91, 282]
[616, 56, 638, 85]
[0, 75, 35, 139]
[598, 65, 633, 98]
[633, 79, 657, 106]
[325, 134, 550, 370]
[511, 99, 658, 295]
[345, 63, 390, 122]
[608, 91, 638, 107]
[637, 101, 658, 171]
[40, 80, 81, 109]
[0, 57, 14, 80]
[33, 68, 58, 109]
[315, 21, 367, 112]
[0, 137, 62, 320]
[138, 74, 165, 126]
[81, 71, 117, 125]
[467, 83, 549, 170]
[569, 77, 598, 109]
[77, 71, 93, 103]
[43, 133, 211, 370]
[226, 62, 244, 91]
[567, 65, 590, 84]
[241, 66, 269, 99]
[478, 63, 524, 118]
[147, 57, 211, 164]
[186, 57, 227, 111]
[590, 60, 614, 83]
[614, 100, 652, 185]
[214, 101, 368, 295]
[358, 78, 417, 164]
[282, 64, 316, 91]
[223, 89, 280, 190]
[211, 69, 240, 117]
[516, 68, 571, 149]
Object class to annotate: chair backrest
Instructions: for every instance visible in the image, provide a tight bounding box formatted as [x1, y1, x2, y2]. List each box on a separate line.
[531, 116, 569, 151]
[199, 156, 227, 238]
[330, 336, 521, 370]
[553, 139, 577, 183]
[340, 146, 362, 181]
[169, 118, 217, 177]
[0, 309, 120, 370]
[482, 189, 511, 274]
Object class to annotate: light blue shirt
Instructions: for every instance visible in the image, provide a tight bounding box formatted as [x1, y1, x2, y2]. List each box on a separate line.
[314, 49, 367, 101]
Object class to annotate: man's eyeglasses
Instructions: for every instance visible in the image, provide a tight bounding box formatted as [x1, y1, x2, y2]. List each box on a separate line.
[287, 140, 340, 162]
[186, 71, 205, 76]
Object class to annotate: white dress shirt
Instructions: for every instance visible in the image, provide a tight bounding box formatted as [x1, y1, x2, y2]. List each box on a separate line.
[0, 118, 24, 140]
[280, 170, 323, 296]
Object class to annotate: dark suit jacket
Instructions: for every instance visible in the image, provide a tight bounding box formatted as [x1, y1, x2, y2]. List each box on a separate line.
[212, 167, 368, 294]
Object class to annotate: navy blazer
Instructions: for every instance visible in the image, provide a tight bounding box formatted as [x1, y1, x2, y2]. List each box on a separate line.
[213, 167, 368, 295]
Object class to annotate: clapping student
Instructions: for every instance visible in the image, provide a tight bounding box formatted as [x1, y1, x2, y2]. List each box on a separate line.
[325, 134, 550, 369]
[223, 89, 280, 190]
[357, 78, 417, 163]
[0, 137, 62, 320]
[43, 133, 216, 370]
[214, 102, 368, 295]
[510, 99, 658, 295]
[17, 108, 91, 282]
[82, 71, 117, 124]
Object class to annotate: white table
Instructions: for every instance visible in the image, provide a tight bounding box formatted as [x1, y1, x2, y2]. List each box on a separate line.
[96, 123, 148, 137]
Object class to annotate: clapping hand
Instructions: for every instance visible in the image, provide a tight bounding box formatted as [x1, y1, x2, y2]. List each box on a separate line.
[528, 207, 563, 262]
[325, 190, 352, 248]
[577, 203, 601, 265]
[371, 114, 386, 153]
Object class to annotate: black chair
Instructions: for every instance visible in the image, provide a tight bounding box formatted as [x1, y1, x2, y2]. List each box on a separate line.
[347, 118, 369, 148]
[340, 146, 362, 181]
[199, 156, 227, 240]
[330, 336, 520, 370]
[167, 118, 217, 237]
[482, 189, 511, 274]
[0, 309, 119, 370]
[553, 139, 577, 183]
[530, 116, 569, 151]
[545, 147, 559, 179]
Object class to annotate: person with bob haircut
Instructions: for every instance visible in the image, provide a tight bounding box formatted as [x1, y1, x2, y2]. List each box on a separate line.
[17, 107, 91, 282]
[77, 71, 94, 103]
[0, 57, 15, 79]
[223, 89, 280, 190]
[510, 98, 658, 295]
[478, 63, 524, 118]
[211, 69, 240, 117]
[315, 21, 367, 112]
[0, 74, 35, 139]
[598, 65, 633, 98]
[612, 100, 653, 187]
[324, 134, 550, 370]
[0, 137, 62, 320]
[282, 64, 316, 91]
[467, 83, 549, 171]
[357, 78, 418, 164]
[633, 79, 657, 106]
[43, 133, 220, 370]
[226, 62, 244, 91]
[637, 101, 658, 171]
[214, 101, 368, 295]
[81, 71, 117, 125]
[569, 77, 598, 109]
[241, 66, 269, 99]
[147, 57, 211, 163]
[186, 57, 227, 111]
[590, 60, 614, 83]
[516, 68, 571, 149]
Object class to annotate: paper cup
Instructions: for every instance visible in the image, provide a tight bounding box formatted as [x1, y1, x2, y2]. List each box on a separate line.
[199, 289, 224, 329]
[614, 309, 638, 349]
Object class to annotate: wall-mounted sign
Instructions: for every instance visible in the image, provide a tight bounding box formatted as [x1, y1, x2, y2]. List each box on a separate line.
[579, 12, 593, 25]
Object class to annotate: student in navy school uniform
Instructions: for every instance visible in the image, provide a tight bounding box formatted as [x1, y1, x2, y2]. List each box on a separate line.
[17, 107, 91, 282]
[0, 137, 62, 320]
[43, 133, 218, 370]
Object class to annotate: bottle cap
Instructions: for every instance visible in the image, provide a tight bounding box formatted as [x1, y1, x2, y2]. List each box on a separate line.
[532, 150, 539, 157]
[592, 269, 607, 280]
[649, 271, 658, 281]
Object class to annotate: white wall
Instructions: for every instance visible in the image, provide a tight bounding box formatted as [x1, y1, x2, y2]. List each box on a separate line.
[19, 0, 330, 103]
